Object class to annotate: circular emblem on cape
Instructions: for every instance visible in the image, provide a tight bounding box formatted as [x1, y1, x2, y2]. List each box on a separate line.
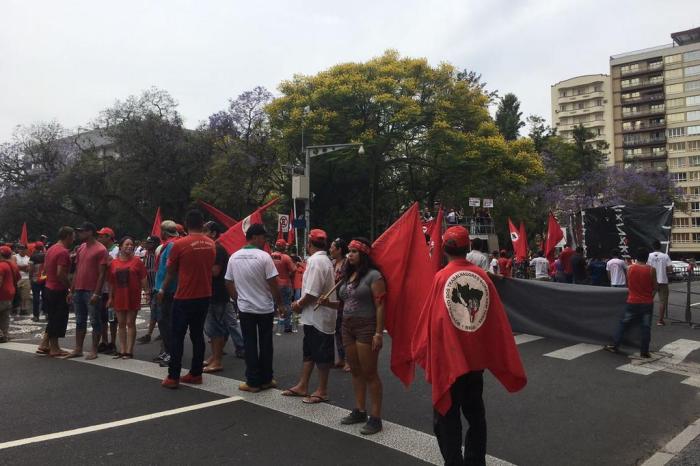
[510, 231, 519, 242]
[443, 270, 490, 332]
[242, 215, 252, 234]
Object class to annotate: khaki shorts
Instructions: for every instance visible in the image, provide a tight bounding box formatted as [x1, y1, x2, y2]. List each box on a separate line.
[342, 315, 376, 346]
[657, 284, 669, 306]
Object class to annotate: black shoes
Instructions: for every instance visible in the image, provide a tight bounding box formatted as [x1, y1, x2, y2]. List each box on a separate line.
[360, 417, 383, 435]
[341, 409, 368, 425]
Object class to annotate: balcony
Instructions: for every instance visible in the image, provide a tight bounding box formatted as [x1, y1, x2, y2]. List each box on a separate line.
[623, 150, 667, 161]
[621, 107, 665, 120]
[622, 121, 667, 133]
[560, 90, 605, 102]
[620, 77, 664, 91]
[623, 136, 667, 148]
[621, 93, 665, 104]
[620, 62, 664, 77]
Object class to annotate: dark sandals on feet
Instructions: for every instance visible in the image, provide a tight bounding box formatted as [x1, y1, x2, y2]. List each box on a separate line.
[302, 395, 330, 404]
[112, 353, 124, 359]
[281, 388, 309, 397]
[121, 353, 133, 359]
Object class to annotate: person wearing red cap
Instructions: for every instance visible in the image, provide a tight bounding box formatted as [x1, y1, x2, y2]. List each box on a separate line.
[283, 229, 338, 404]
[0, 246, 21, 342]
[271, 239, 296, 333]
[412, 226, 526, 466]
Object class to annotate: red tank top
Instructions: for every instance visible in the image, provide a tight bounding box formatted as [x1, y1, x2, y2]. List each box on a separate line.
[627, 264, 654, 304]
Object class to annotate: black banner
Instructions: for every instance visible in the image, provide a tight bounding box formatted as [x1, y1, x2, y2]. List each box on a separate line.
[581, 205, 673, 257]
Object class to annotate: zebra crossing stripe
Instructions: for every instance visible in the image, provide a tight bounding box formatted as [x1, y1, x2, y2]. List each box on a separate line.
[617, 339, 700, 376]
[514, 334, 544, 345]
[544, 343, 602, 360]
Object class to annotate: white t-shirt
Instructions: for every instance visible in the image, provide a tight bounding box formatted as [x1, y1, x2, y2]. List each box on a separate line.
[647, 251, 672, 284]
[530, 257, 550, 279]
[466, 250, 489, 272]
[489, 258, 499, 274]
[225, 246, 278, 314]
[299, 251, 337, 334]
[606, 258, 627, 286]
[15, 254, 30, 280]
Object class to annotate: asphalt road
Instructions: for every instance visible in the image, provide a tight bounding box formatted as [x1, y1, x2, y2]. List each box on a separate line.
[2, 282, 700, 466]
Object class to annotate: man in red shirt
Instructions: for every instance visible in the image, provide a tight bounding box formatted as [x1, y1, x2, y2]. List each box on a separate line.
[36, 227, 75, 356]
[159, 210, 216, 388]
[605, 247, 657, 358]
[0, 246, 21, 342]
[559, 244, 574, 283]
[497, 250, 512, 278]
[271, 239, 297, 333]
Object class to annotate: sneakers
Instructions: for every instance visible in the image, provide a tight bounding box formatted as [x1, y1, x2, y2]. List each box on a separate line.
[341, 409, 368, 425]
[238, 383, 261, 393]
[360, 416, 383, 435]
[161, 377, 179, 389]
[180, 373, 203, 384]
[137, 334, 152, 344]
[261, 379, 277, 390]
[152, 352, 165, 362]
[158, 354, 171, 367]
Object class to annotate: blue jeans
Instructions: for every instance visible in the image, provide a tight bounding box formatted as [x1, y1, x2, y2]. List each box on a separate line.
[31, 282, 45, 318]
[279, 286, 293, 331]
[168, 297, 210, 379]
[613, 303, 652, 354]
[73, 289, 102, 333]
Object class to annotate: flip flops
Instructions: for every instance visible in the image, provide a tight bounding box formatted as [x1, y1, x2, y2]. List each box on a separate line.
[281, 388, 309, 397]
[302, 395, 330, 404]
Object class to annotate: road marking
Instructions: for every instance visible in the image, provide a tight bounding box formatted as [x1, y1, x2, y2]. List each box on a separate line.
[514, 334, 543, 345]
[641, 417, 700, 466]
[0, 342, 515, 466]
[544, 343, 601, 360]
[617, 339, 700, 375]
[681, 377, 700, 388]
[690, 302, 700, 307]
[0, 397, 241, 451]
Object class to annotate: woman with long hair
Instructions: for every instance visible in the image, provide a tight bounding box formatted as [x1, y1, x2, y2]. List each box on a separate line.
[321, 237, 385, 435]
[107, 236, 147, 359]
[329, 238, 350, 371]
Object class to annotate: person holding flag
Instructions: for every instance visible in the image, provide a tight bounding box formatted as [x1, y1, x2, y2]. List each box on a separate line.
[412, 226, 526, 466]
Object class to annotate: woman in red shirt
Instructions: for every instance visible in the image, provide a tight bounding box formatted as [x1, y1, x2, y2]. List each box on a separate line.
[108, 237, 147, 359]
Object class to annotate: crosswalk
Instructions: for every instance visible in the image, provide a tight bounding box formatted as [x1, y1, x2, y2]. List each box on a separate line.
[8, 314, 148, 338]
[514, 333, 700, 386]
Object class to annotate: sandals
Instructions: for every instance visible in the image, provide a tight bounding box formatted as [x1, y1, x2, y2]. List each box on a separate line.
[122, 353, 133, 360]
[112, 353, 124, 359]
[281, 388, 309, 397]
[302, 395, 330, 404]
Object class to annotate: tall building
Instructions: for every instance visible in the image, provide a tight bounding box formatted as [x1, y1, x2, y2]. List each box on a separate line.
[550, 75, 614, 164]
[610, 27, 700, 254]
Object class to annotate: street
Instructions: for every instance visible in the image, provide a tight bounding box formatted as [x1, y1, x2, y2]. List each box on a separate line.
[1, 282, 700, 466]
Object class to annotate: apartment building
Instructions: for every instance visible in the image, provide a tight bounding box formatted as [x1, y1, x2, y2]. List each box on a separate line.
[609, 27, 700, 254]
[551, 75, 614, 164]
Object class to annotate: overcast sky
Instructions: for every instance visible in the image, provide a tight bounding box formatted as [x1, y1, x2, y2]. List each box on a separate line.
[1, 0, 698, 142]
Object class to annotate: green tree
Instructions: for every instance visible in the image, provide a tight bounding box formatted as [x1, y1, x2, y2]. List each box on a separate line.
[526, 114, 555, 153]
[495, 93, 525, 141]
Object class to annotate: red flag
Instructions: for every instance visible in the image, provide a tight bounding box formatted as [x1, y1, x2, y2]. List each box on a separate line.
[197, 200, 237, 228]
[544, 213, 564, 261]
[287, 209, 295, 246]
[429, 206, 444, 273]
[412, 259, 527, 415]
[371, 202, 433, 386]
[508, 218, 527, 261]
[218, 198, 279, 255]
[20, 222, 28, 246]
[518, 221, 528, 261]
[151, 207, 162, 238]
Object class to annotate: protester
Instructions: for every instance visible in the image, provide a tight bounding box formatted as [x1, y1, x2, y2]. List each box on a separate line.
[559, 244, 574, 283]
[647, 240, 672, 326]
[65, 222, 109, 360]
[203, 221, 245, 373]
[284, 229, 337, 405]
[36, 227, 75, 356]
[497, 250, 512, 278]
[489, 251, 499, 275]
[530, 250, 550, 281]
[292, 255, 306, 303]
[329, 237, 349, 371]
[153, 220, 179, 367]
[571, 247, 587, 285]
[97, 227, 119, 354]
[29, 242, 47, 322]
[412, 226, 526, 466]
[446, 209, 458, 225]
[160, 210, 216, 388]
[604, 247, 657, 358]
[137, 235, 160, 343]
[606, 249, 627, 288]
[271, 239, 296, 334]
[107, 236, 147, 359]
[321, 237, 386, 435]
[0, 246, 21, 342]
[466, 238, 489, 272]
[13, 244, 31, 317]
[588, 254, 608, 286]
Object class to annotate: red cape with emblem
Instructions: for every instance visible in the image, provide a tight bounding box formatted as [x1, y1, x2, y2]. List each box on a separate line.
[412, 259, 527, 415]
[218, 198, 279, 255]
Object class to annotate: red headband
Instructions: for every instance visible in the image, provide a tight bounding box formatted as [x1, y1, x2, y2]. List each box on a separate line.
[349, 240, 371, 255]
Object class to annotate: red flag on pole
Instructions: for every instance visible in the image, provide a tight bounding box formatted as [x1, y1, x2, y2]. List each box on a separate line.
[429, 206, 444, 273]
[371, 202, 433, 386]
[20, 222, 28, 246]
[518, 221, 528, 261]
[218, 198, 279, 255]
[508, 218, 527, 261]
[197, 200, 237, 228]
[151, 207, 162, 238]
[287, 208, 295, 246]
[544, 213, 564, 261]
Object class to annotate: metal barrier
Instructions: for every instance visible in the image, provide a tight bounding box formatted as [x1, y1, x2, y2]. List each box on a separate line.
[669, 264, 700, 328]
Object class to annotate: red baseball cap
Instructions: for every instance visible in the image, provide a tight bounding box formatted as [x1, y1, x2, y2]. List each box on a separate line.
[0, 245, 12, 257]
[442, 226, 470, 248]
[97, 227, 115, 238]
[175, 224, 186, 234]
[34, 241, 44, 248]
[308, 229, 327, 242]
[275, 239, 287, 249]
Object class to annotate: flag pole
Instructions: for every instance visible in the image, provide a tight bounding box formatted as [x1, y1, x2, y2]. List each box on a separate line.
[293, 199, 299, 255]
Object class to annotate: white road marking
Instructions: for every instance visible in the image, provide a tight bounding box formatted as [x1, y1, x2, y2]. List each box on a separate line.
[0, 342, 515, 466]
[641, 417, 700, 466]
[514, 334, 543, 345]
[544, 343, 601, 360]
[689, 302, 700, 307]
[681, 377, 700, 388]
[0, 397, 241, 451]
[617, 339, 700, 375]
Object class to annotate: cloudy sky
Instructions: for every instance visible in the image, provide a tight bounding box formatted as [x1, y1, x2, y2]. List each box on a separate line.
[1, 0, 698, 142]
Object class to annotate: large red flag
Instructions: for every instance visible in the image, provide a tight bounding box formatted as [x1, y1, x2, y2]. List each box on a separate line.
[287, 209, 295, 247]
[151, 207, 162, 238]
[429, 206, 444, 273]
[371, 202, 433, 386]
[218, 198, 279, 255]
[518, 221, 528, 261]
[412, 259, 527, 415]
[197, 200, 237, 228]
[508, 218, 527, 260]
[544, 213, 564, 261]
[20, 222, 28, 246]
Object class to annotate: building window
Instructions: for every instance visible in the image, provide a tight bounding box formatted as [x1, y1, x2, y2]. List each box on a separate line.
[669, 142, 687, 153]
[670, 156, 688, 168]
[689, 125, 700, 136]
[650, 104, 665, 112]
[668, 113, 686, 123]
[674, 218, 690, 227]
[622, 78, 640, 88]
[693, 218, 700, 227]
[687, 95, 700, 107]
[667, 83, 684, 94]
[665, 54, 682, 64]
[622, 106, 637, 114]
[668, 127, 687, 138]
[690, 155, 700, 166]
[690, 171, 700, 181]
[668, 97, 685, 108]
[686, 65, 700, 77]
[671, 172, 688, 182]
[690, 187, 700, 196]
[649, 60, 663, 70]
[624, 148, 643, 156]
[689, 140, 700, 151]
[688, 111, 700, 122]
[621, 64, 640, 73]
[687, 80, 700, 92]
[666, 69, 683, 80]
[685, 51, 700, 62]
[673, 233, 691, 243]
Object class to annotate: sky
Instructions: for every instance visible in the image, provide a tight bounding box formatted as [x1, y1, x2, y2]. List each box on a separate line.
[1, 0, 699, 142]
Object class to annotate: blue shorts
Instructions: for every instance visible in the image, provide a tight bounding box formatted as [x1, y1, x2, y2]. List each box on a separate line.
[73, 289, 102, 333]
[205, 301, 234, 338]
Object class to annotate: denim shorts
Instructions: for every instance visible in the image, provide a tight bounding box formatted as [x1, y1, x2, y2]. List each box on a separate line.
[73, 289, 102, 332]
[205, 301, 233, 338]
